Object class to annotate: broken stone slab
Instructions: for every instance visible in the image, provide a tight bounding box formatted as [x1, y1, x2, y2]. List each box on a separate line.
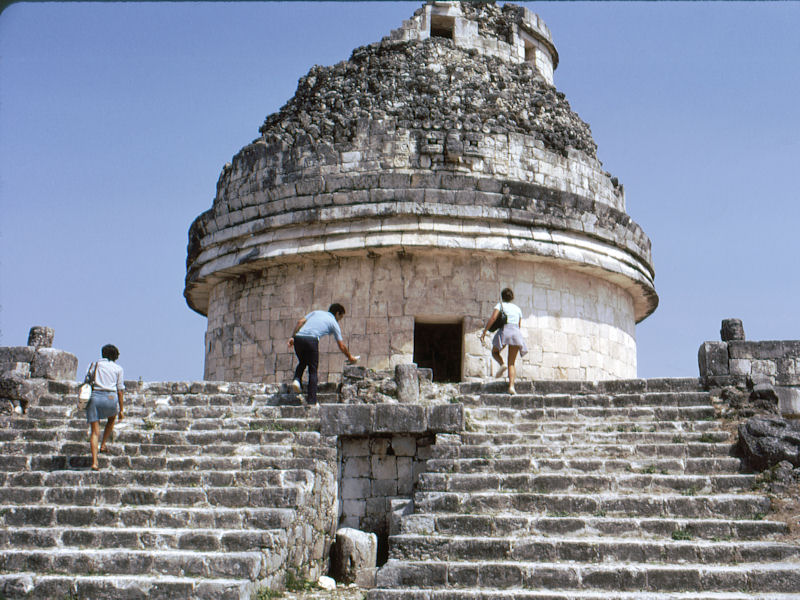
[777, 387, 800, 419]
[331, 527, 377, 587]
[738, 416, 800, 471]
[374, 404, 427, 433]
[27, 326, 55, 349]
[0, 375, 46, 413]
[0, 347, 36, 370]
[321, 403, 464, 436]
[30, 348, 78, 380]
[698, 341, 729, 378]
[395, 364, 419, 403]
[428, 403, 464, 432]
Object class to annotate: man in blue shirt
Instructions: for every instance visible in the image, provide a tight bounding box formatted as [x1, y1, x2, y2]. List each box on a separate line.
[288, 303, 358, 404]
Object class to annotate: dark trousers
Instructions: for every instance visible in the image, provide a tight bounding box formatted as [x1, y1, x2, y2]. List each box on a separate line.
[293, 336, 319, 403]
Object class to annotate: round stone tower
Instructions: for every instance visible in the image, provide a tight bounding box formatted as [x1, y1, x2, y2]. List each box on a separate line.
[185, 1, 657, 384]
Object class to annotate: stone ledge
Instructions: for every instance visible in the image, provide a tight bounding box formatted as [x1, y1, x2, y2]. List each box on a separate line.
[319, 403, 463, 437]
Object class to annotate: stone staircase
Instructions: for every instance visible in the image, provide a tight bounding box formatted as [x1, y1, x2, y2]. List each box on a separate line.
[0, 381, 338, 600]
[370, 378, 800, 599]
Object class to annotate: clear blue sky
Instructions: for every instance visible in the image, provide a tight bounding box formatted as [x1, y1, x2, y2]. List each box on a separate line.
[1, 2, 798, 382]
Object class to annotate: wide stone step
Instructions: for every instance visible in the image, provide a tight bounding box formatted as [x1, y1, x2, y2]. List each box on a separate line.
[1, 428, 326, 451]
[0, 426, 324, 446]
[425, 457, 743, 475]
[458, 378, 704, 396]
[458, 391, 711, 409]
[0, 548, 262, 580]
[368, 588, 800, 600]
[387, 534, 800, 564]
[0, 467, 315, 489]
[0, 573, 251, 600]
[465, 406, 716, 424]
[0, 504, 295, 530]
[400, 512, 789, 540]
[414, 492, 772, 520]
[462, 418, 722, 434]
[436, 441, 735, 460]
[417, 472, 755, 495]
[27, 416, 323, 432]
[0, 484, 304, 508]
[456, 431, 732, 445]
[0, 525, 286, 552]
[374, 559, 800, 593]
[28, 452, 328, 472]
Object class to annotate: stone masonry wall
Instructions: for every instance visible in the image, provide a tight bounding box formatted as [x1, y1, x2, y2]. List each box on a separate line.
[204, 252, 636, 384]
[339, 435, 433, 543]
[699, 319, 800, 417]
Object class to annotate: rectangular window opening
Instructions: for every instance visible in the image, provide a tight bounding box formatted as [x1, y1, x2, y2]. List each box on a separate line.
[430, 15, 455, 40]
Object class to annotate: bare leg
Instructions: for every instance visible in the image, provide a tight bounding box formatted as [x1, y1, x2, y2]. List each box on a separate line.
[507, 345, 520, 393]
[491, 347, 504, 366]
[99, 415, 116, 452]
[89, 421, 101, 470]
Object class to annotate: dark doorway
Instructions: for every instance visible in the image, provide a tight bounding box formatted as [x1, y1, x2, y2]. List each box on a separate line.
[413, 321, 462, 383]
[430, 15, 455, 39]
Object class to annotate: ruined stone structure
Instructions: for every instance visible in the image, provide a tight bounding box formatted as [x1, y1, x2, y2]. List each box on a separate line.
[185, 1, 658, 385]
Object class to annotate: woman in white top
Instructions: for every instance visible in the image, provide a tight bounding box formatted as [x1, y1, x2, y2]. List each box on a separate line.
[84, 344, 125, 470]
[480, 287, 528, 394]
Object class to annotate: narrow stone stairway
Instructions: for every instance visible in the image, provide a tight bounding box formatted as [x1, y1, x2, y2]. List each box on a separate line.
[370, 378, 800, 600]
[0, 381, 337, 600]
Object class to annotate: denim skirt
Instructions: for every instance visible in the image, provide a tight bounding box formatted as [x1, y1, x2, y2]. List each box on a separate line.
[86, 389, 118, 423]
[492, 323, 529, 356]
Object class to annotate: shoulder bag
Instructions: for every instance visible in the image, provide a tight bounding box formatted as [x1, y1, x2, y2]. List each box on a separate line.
[78, 362, 98, 408]
[488, 302, 508, 333]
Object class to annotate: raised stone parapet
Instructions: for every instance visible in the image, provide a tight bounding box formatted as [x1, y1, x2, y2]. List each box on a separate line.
[698, 319, 800, 418]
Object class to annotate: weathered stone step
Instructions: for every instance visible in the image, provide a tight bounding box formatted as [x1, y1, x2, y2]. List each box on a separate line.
[2, 426, 326, 448]
[29, 452, 328, 472]
[458, 378, 705, 396]
[0, 484, 304, 508]
[0, 431, 325, 454]
[0, 525, 284, 552]
[387, 534, 800, 564]
[462, 418, 722, 434]
[19, 415, 323, 431]
[0, 467, 314, 489]
[456, 431, 732, 445]
[458, 391, 711, 409]
[400, 512, 789, 540]
[0, 548, 261, 580]
[436, 441, 735, 460]
[0, 425, 323, 446]
[0, 504, 294, 530]
[368, 588, 800, 600]
[414, 492, 771, 520]
[465, 405, 716, 424]
[374, 559, 800, 593]
[417, 472, 755, 495]
[425, 457, 743, 475]
[0, 573, 251, 600]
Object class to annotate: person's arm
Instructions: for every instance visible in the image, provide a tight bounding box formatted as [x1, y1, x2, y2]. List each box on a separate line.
[117, 390, 125, 421]
[480, 309, 501, 343]
[116, 367, 125, 421]
[337, 339, 358, 363]
[288, 317, 307, 348]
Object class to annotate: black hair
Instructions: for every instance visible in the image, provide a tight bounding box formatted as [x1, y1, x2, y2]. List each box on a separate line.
[101, 344, 120, 361]
[501, 288, 514, 302]
[328, 303, 346, 317]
